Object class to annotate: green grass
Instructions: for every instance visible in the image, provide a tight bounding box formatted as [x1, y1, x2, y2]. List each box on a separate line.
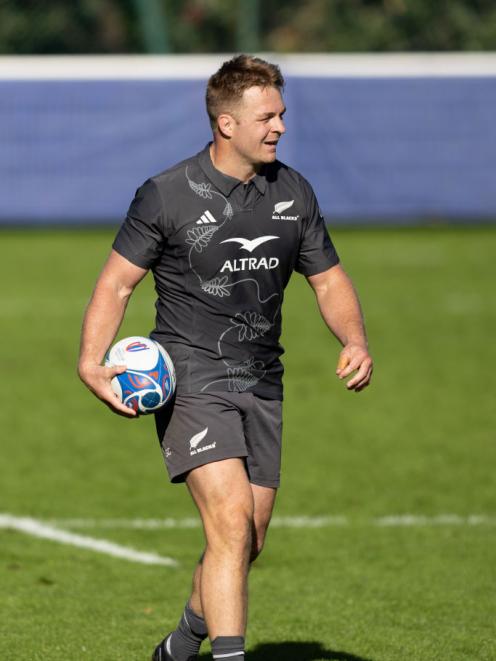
[1, 227, 495, 660]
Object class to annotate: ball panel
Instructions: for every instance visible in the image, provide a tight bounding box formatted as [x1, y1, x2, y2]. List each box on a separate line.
[110, 375, 122, 400]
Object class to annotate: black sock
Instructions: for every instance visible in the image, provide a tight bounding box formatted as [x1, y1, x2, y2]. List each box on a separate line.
[211, 636, 245, 659]
[169, 602, 208, 660]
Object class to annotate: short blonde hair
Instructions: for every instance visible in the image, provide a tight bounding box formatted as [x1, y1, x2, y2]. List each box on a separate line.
[206, 54, 285, 130]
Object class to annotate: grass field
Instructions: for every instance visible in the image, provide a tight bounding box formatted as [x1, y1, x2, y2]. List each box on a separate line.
[1, 226, 495, 660]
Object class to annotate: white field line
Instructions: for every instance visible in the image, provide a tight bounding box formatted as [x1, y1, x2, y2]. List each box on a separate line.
[376, 514, 495, 527]
[2, 54, 496, 79]
[44, 514, 496, 530]
[0, 514, 177, 567]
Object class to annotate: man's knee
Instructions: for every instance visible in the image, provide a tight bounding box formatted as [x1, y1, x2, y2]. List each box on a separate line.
[204, 498, 254, 557]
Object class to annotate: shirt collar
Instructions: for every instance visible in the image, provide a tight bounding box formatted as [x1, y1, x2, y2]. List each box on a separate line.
[198, 143, 267, 197]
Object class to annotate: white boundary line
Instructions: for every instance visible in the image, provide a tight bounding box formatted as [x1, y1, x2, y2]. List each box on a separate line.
[43, 514, 496, 529]
[0, 514, 177, 567]
[1, 53, 496, 80]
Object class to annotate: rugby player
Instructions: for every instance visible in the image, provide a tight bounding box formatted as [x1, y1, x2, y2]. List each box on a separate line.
[78, 55, 373, 661]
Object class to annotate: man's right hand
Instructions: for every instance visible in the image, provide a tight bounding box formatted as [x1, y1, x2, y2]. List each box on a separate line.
[78, 362, 138, 418]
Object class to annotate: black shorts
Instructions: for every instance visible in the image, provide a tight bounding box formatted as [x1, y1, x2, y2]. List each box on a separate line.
[154, 391, 283, 488]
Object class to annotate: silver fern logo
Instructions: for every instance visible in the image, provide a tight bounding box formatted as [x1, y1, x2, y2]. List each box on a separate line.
[274, 200, 294, 214]
[189, 427, 216, 456]
[189, 427, 208, 449]
[272, 200, 299, 221]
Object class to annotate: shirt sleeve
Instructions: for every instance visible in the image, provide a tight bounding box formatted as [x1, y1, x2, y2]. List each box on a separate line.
[112, 178, 167, 269]
[295, 178, 340, 276]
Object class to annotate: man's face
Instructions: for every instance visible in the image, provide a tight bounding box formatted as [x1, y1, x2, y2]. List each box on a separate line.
[227, 85, 286, 166]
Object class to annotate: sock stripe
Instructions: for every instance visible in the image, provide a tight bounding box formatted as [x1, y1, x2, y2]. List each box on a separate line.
[212, 654, 244, 659]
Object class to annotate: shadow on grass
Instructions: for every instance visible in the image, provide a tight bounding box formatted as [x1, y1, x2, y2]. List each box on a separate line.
[200, 641, 374, 660]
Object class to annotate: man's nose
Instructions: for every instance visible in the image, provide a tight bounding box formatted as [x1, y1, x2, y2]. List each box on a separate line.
[272, 116, 286, 134]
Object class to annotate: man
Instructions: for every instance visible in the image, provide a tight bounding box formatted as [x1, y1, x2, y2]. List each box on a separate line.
[78, 55, 372, 661]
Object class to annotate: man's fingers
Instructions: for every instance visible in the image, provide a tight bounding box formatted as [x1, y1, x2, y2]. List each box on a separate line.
[94, 376, 137, 417]
[105, 364, 127, 377]
[336, 354, 349, 373]
[100, 388, 137, 417]
[335, 344, 373, 391]
[338, 357, 362, 379]
[104, 366, 138, 416]
[79, 363, 137, 417]
[104, 397, 137, 418]
[346, 361, 373, 390]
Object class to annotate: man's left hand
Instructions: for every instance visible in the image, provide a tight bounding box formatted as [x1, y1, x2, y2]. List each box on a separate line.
[336, 344, 373, 392]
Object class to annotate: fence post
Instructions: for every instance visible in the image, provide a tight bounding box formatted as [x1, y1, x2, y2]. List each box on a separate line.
[132, 0, 169, 53]
[237, 0, 260, 53]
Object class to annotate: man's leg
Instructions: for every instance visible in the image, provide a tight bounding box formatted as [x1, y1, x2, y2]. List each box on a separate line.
[188, 481, 277, 615]
[162, 479, 276, 660]
[154, 457, 252, 661]
[249, 483, 278, 561]
[160, 469, 277, 661]
[186, 458, 254, 638]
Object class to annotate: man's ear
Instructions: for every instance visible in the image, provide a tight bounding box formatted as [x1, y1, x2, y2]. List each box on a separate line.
[217, 113, 235, 138]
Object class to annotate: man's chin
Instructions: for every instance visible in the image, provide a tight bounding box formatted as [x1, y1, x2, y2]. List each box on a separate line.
[261, 151, 277, 163]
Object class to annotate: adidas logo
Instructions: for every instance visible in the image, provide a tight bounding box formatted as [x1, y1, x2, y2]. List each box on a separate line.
[196, 210, 217, 225]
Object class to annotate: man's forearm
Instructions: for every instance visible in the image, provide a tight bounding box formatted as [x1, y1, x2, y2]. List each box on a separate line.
[78, 280, 131, 372]
[314, 269, 368, 348]
[77, 250, 147, 416]
[308, 265, 373, 391]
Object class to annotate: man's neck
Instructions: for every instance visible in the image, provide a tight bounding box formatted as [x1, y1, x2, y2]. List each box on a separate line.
[209, 142, 260, 183]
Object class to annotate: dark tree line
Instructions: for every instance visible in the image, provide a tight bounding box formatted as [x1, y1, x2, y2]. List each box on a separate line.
[1, 0, 495, 54]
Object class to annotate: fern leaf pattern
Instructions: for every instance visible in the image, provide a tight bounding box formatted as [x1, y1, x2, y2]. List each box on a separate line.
[230, 311, 271, 342]
[186, 226, 218, 253]
[227, 367, 259, 392]
[227, 357, 265, 392]
[201, 276, 231, 297]
[188, 179, 213, 199]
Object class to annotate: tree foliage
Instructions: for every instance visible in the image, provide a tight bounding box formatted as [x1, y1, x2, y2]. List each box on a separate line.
[1, 0, 495, 54]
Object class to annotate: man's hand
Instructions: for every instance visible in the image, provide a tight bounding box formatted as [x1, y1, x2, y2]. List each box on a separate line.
[78, 362, 138, 417]
[336, 344, 373, 392]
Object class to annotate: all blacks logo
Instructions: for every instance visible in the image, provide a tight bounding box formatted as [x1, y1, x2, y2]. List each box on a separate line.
[272, 200, 299, 221]
[219, 236, 279, 272]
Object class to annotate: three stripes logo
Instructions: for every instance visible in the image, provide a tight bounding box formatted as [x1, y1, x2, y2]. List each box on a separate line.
[196, 210, 217, 225]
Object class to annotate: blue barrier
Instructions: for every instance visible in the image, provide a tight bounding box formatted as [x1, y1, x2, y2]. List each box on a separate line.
[1, 75, 495, 224]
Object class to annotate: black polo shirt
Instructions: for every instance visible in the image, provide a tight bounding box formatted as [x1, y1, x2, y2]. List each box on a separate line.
[113, 144, 339, 399]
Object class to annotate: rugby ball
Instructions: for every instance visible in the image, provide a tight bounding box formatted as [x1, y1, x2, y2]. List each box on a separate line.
[105, 336, 175, 414]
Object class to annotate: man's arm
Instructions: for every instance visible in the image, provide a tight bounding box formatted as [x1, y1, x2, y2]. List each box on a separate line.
[307, 264, 373, 392]
[78, 249, 149, 416]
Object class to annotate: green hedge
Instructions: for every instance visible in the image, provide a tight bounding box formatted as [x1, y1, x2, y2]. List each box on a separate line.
[1, 0, 496, 54]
